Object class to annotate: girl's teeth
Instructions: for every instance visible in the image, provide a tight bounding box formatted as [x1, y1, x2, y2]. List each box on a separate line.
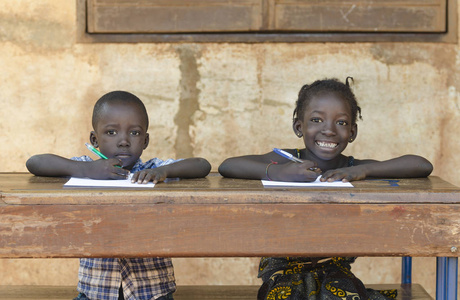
[317, 141, 337, 148]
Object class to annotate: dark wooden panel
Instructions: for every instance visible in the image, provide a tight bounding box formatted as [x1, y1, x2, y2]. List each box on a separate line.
[86, 0, 446, 34]
[0, 202, 459, 258]
[87, 0, 264, 33]
[272, 0, 446, 32]
[77, 0, 457, 43]
[0, 284, 433, 300]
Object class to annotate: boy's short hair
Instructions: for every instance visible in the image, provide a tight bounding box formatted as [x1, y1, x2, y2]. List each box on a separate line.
[92, 91, 149, 129]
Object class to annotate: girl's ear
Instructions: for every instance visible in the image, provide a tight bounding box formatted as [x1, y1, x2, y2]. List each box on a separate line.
[89, 131, 98, 148]
[143, 133, 150, 149]
[349, 124, 358, 143]
[292, 118, 303, 138]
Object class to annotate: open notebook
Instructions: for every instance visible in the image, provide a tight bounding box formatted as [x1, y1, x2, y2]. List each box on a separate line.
[64, 174, 155, 188]
[262, 176, 353, 187]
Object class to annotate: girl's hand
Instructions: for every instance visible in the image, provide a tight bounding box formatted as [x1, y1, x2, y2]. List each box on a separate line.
[320, 165, 367, 182]
[131, 168, 167, 184]
[272, 161, 322, 182]
[85, 158, 129, 180]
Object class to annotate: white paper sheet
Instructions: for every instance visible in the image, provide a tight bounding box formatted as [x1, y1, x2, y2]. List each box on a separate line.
[64, 175, 155, 188]
[262, 176, 353, 187]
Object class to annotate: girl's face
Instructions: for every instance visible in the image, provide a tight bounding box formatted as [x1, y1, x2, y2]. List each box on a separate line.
[293, 93, 357, 162]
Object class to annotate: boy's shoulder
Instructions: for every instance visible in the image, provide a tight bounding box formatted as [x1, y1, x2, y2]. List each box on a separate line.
[135, 157, 183, 171]
[70, 155, 93, 162]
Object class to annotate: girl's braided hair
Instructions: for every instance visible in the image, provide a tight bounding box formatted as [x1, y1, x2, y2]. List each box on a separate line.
[293, 77, 362, 124]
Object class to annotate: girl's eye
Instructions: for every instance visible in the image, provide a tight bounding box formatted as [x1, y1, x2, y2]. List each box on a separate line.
[310, 118, 322, 123]
[131, 131, 141, 136]
[107, 130, 117, 135]
[337, 120, 348, 126]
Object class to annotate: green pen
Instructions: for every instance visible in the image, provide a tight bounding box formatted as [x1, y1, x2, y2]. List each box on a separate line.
[85, 143, 122, 168]
[85, 143, 108, 159]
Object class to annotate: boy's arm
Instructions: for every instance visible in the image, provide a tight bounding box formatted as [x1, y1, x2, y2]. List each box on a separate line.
[131, 157, 211, 184]
[26, 154, 129, 179]
[218, 153, 320, 182]
[321, 155, 433, 182]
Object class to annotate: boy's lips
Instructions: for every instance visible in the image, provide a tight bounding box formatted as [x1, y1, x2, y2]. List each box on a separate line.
[115, 153, 132, 158]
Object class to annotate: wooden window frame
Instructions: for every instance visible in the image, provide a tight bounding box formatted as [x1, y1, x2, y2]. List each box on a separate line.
[76, 0, 457, 43]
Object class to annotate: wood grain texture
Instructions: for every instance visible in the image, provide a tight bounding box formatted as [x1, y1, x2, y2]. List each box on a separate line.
[0, 284, 433, 300]
[1, 174, 460, 258]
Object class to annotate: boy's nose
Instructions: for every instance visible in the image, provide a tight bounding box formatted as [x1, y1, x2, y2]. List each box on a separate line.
[117, 134, 130, 147]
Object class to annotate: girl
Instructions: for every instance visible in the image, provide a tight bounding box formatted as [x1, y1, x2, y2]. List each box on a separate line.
[218, 78, 433, 300]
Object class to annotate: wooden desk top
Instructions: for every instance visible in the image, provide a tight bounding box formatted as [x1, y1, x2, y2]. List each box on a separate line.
[1, 173, 459, 258]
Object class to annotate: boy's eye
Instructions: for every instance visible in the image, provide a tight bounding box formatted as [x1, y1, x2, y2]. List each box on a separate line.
[337, 120, 348, 126]
[106, 130, 117, 135]
[310, 118, 322, 123]
[130, 131, 141, 136]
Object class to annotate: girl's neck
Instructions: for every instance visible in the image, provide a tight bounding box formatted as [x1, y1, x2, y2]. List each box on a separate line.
[299, 148, 349, 171]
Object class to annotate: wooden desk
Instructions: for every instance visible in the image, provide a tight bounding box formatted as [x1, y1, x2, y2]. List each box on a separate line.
[0, 173, 459, 299]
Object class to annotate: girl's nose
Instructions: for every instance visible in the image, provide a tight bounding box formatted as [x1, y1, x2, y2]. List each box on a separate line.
[321, 122, 336, 136]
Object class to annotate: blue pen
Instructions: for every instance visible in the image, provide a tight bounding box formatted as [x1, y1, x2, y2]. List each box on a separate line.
[273, 148, 303, 163]
[273, 148, 318, 170]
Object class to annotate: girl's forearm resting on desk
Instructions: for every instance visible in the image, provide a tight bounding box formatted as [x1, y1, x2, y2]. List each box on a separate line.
[218, 155, 319, 182]
[357, 155, 433, 178]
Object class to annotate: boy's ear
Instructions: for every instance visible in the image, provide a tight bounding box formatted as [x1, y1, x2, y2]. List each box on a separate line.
[143, 133, 150, 149]
[349, 124, 358, 143]
[89, 131, 98, 148]
[292, 118, 303, 138]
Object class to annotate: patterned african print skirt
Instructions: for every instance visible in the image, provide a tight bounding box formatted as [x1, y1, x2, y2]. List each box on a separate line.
[258, 257, 397, 300]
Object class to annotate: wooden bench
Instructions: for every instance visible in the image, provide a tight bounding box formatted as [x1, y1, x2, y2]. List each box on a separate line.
[0, 284, 432, 300]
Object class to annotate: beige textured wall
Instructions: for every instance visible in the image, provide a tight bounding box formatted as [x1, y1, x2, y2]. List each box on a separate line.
[1, 0, 460, 298]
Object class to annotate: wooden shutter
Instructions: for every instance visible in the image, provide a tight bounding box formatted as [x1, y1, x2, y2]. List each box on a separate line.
[269, 0, 446, 32]
[87, 0, 264, 33]
[79, 0, 455, 42]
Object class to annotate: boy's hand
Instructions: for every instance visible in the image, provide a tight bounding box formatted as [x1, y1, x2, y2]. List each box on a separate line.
[131, 168, 167, 184]
[320, 165, 367, 182]
[272, 161, 322, 182]
[85, 158, 129, 180]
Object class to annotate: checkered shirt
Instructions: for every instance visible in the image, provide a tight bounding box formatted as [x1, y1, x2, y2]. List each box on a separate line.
[71, 155, 180, 300]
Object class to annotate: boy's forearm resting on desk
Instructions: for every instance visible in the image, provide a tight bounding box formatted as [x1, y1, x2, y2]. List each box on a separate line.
[162, 157, 211, 178]
[131, 157, 211, 184]
[26, 154, 129, 179]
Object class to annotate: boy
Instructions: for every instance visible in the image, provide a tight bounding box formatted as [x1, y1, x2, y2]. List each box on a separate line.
[27, 91, 211, 300]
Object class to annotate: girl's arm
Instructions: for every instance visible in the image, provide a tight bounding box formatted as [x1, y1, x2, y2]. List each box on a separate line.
[26, 154, 129, 179]
[131, 157, 211, 184]
[321, 155, 433, 182]
[218, 152, 320, 182]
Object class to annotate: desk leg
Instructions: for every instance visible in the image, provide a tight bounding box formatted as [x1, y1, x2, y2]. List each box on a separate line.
[446, 257, 458, 300]
[436, 257, 458, 300]
[401, 257, 412, 284]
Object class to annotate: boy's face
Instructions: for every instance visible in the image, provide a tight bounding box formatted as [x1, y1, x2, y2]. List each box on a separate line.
[90, 102, 149, 170]
[293, 93, 357, 162]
